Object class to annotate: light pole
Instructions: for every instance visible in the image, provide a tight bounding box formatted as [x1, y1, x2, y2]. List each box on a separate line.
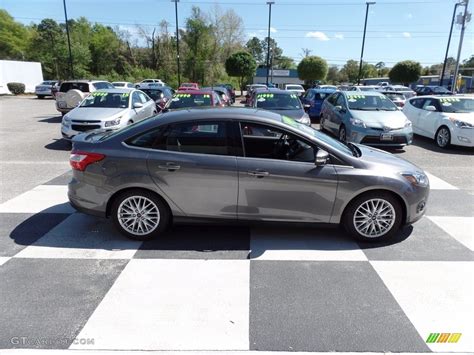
[62, 0, 74, 79]
[171, 0, 181, 87]
[357, 1, 375, 85]
[265, 1, 275, 86]
[453, 0, 470, 92]
[440, 2, 463, 87]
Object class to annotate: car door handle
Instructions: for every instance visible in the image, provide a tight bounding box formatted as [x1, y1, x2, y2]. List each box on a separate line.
[248, 170, 269, 178]
[158, 162, 181, 171]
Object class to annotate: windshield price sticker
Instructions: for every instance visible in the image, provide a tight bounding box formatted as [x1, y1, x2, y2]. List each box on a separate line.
[282, 115, 298, 128]
[91, 92, 107, 97]
[290, 94, 297, 98]
[440, 97, 460, 103]
[175, 94, 191, 98]
[121, 93, 129, 97]
[257, 93, 274, 98]
[347, 94, 366, 99]
[203, 94, 210, 98]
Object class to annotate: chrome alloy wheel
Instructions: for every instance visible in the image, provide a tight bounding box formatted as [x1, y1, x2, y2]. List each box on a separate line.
[436, 127, 450, 148]
[117, 196, 160, 236]
[353, 198, 396, 238]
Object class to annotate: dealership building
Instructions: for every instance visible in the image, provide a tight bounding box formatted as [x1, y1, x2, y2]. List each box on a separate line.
[253, 68, 303, 88]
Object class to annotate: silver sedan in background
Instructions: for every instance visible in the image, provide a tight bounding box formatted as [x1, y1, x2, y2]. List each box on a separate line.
[61, 88, 157, 140]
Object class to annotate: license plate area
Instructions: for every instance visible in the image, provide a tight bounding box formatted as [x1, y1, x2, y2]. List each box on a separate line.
[381, 133, 393, 141]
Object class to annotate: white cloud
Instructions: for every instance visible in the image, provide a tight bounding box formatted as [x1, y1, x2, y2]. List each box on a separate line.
[270, 27, 277, 33]
[405, 13, 413, 19]
[305, 31, 330, 41]
[247, 32, 258, 38]
[334, 33, 344, 40]
[402, 32, 411, 38]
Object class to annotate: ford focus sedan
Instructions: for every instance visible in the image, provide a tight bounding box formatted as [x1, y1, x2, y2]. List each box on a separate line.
[68, 108, 429, 242]
[320, 91, 413, 147]
[61, 88, 157, 140]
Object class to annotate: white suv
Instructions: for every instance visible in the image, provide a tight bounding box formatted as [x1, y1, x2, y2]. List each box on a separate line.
[135, 79, 165, 89]
[55, 80, 114, 116]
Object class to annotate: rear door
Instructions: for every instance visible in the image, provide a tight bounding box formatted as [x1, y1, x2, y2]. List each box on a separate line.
[419, 98, 442, 137]
[145, 120, 239, 219]
[236, 121, 338, 222]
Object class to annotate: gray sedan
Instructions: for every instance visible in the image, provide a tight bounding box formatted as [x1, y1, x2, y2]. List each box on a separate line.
[69, 108, 429, 242]
[320, 91, 413, 147]
[61, 88, 157, 140]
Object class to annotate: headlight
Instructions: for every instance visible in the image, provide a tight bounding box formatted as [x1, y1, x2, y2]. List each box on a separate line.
[404, 120, 412, 127]
[298, 114, 311, 126]
[449, 118, 473, 129]
[62, 115, 70, 125]
[105, 117, 121, 127]
[401, 172, 429, 187]
[350, 118, 366, 128]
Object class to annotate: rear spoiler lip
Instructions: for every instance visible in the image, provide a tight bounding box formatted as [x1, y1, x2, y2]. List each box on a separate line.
[72, 129, 110, 144]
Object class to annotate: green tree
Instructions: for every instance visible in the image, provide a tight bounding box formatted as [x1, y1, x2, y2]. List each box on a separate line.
[389, 60, 422, 85]
[0, 9, 31, 59]
[225, 51, 256, 92]
[326, 65, 340, 84]
[297, 56, 328, 84]
[245, 37, 264, 65]
[339, 59, 359, 83]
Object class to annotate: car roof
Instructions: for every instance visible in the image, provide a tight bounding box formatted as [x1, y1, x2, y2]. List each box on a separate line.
[381, 91, 405, 94]
[95, 88, 135, 93]
[61, 80, 109, 84]
[410, 95, 471, 100]
[253, 88, 290, 94]
[308, 88, 337, 93]
[342, 90, 385, 97]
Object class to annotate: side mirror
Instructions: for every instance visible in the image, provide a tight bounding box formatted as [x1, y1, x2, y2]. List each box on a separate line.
[303, 104, 310, 112]
[133, 102, 143, 109]
[315, 149, 329, 166]
[335, 105, 346, 113]
[425, 105, 436, 112]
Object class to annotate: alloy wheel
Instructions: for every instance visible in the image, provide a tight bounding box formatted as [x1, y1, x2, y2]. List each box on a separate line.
[353, 198, 396, 238]
[117, 196, 160, 236]
[436, 127, 450, 148]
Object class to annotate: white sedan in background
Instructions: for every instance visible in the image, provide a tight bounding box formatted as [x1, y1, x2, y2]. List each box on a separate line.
[61, 88, 157, 140]
[403, 95, 474, 148]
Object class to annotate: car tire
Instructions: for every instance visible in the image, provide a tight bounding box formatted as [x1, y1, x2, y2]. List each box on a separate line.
[339, 125, 347, 143]
[435, 126, 450, 149]
[342, 191, 403, 242]
[320, 115, 326, 131]
[111, 189, 170, 241]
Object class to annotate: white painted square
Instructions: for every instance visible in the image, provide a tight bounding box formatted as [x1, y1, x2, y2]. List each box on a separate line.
[71, 259, 250, 350]
[0, 185, 74, 213]
[0, 257, 11, 266]
[250, 227, 367, 261]
[429, 216, 474, 251]
[372, 261, 474, 352]
[15, 214, 142, 259]
[426, 172, 458, 190]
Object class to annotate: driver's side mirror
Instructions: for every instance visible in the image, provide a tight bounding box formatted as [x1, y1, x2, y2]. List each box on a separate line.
[335, 105, 346, 113]
[425, 105, 437, 112]
[315, 149, 329, 166]
[133, 102, 144, 109]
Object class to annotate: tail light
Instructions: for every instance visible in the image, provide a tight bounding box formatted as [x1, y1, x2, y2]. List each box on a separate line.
[70, 150, 105, 171]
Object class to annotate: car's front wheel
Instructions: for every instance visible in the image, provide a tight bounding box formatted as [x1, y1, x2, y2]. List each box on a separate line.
[343, 191, 403, 242]
[339, 125, 347, 143]
[111, 189, 170, 241]
[435, 126, 450, 148]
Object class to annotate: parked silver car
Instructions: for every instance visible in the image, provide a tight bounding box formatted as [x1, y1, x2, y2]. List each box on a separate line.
[61, 88, 157, 140]
[35, 80, 58, 99]
[320, 91, 413, 147]
[69, 108, 429, 242]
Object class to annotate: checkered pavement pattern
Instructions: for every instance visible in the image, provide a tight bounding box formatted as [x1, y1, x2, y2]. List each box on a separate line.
[0, 170, 472, 353]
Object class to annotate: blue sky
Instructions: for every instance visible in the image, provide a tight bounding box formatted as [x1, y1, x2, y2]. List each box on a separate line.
[1, 0, 473, 67]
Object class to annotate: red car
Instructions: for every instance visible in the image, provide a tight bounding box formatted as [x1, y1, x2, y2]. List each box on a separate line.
[164, 90, 224, 111]
[178, 82, 199, 91]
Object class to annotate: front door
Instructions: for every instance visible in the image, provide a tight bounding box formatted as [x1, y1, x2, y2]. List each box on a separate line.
[237, 122, 338, 222]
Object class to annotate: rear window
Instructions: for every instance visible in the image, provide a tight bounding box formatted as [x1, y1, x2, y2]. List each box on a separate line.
[60, 82, 90, 93]
[168, 93, 212, 109]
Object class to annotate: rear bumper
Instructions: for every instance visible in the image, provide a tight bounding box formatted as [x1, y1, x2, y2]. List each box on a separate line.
[68, 176, 109, 218]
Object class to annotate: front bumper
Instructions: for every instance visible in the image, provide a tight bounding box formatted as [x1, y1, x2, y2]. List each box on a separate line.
[35, 89, 52, 96]
[450, 126, 474, 147]
[348, 125, 413, 147]
[61, 120, 122, 140]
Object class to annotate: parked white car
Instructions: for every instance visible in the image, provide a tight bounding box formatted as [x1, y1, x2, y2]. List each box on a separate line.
[348, 85, 378, 92]
[284, 84, 305, 96]
[56, 80, 114, 115]
[403, 95, 474, 148]
[61, 88, 157, 140]
[112, 81, 134, 88]
[384, 85, 416, 98]
[135, 79, 165, 89]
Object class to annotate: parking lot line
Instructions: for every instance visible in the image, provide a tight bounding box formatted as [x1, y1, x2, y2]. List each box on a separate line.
[426, 172, 459, 190]
[428, 216, 474, 251]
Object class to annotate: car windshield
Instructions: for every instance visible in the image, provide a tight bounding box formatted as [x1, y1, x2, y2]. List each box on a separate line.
[168, 93, 212, 109]
[256, 93, 302, 110]
[359, 87, 376, 91]
[286, 85, 303, 90]
[384, 93, 404, 100]
[433, 87, 450, 93]
[80, 92, 130, 108]
[439, 97, 474, 113]
[141, 89, 163, 101]
[280, 115, 354, 156]
[346, 94, 398, 111]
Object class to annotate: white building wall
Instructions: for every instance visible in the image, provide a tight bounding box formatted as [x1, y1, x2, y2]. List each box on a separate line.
[0, 60, 44, 94]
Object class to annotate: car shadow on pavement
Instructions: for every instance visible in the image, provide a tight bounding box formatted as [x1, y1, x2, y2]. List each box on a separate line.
[8, 210, 413, 257]
[410, 134, 474, 155]
[45, 139, 71, 151]
[38, 115, 62, 123]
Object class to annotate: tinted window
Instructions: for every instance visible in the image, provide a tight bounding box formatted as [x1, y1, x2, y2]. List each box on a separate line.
[127, 126, 166, 148]
[142, 89, 164, 101]
[335, 94, 346, 107]
[410, 98, 425, 108]
[327, 93, 338, 105]
[93, 82, 113, 90]
[138, 91, 149, 103]
[168, 93, 212, 109]
[314, 92, 332, 100]
[422, 98, 440, 111]
[240, 122, 316, 162]
[304, 91, 315, 100]
[60, 82, 90, 93]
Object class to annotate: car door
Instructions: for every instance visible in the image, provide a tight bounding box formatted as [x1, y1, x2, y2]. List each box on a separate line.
[236, 121, 338, 222]
[331, 94, 348, 132]
[131, 91, 147, 121]
[145, 120, 239, 219]
[404, 98, 424, 133]
[322, 93, 339, 133]
[418, 98, 442, 137]
[138, 91, 155, 117]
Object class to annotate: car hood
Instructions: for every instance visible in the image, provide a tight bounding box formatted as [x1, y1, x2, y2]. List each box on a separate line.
[350, 109, 408, 129]
[67, 107, 127, 121]
[357, 144, 423, 173]
[447, 112, 474, 124]
[269, 108, 305, 119]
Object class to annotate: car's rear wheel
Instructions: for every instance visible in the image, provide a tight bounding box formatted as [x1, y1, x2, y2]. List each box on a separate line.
[339, 125, 347, 143]
[435, 126, 450, 148]
[343, 191, 402, 242]
[111, 189, 170, 241]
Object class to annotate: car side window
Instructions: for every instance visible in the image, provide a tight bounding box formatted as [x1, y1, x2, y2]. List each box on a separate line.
[126, 126, 166, 149]
[132, 92, 141, 106]
[138, 92, 149, 103]
[305, 91, 314, 100]
[410, 98, 425, 109]
[240, 122, 317, 163]
[327, 93, 338, 105]
[422, 99, 440, 111]
[335, 94, 346, 108]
